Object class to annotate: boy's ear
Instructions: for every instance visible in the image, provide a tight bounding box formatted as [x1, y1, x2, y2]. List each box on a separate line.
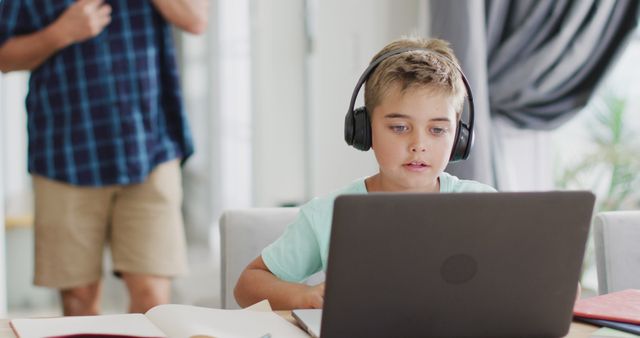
[345, 106, 372, 151]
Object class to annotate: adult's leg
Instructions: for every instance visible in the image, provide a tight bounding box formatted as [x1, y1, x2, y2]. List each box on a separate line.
[121, 272, 171, 313]
[60, 281, 103, 316]
[33, 175, 114, 315]
[111, 160, 188, 313]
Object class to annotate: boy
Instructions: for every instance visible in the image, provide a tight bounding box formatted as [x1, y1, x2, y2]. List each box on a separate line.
[234, 37, 495, 310]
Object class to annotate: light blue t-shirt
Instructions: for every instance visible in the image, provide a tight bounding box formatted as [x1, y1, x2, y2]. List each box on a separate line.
[262, 172, 496, 282]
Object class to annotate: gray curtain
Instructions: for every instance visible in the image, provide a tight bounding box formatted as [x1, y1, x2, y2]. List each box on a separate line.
[430, 0, 638, 185]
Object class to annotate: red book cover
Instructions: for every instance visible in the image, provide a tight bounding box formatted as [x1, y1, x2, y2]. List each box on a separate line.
[574, 289, 640, 324]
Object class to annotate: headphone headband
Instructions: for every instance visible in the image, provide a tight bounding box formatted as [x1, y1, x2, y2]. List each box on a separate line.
[345, 47, 475, 161]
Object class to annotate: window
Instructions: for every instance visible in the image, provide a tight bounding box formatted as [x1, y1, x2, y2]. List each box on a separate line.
[552, 25, 640, 295]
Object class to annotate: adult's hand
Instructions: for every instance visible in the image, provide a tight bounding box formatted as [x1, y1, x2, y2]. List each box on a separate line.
[52, 0, 112, 45]
[0, 0, 111, 72]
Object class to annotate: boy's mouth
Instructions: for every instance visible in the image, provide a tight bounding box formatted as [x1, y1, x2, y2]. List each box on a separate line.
[403, 161, 430, 171]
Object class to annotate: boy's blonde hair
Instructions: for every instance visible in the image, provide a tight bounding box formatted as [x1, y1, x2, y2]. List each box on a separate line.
[365, 37, 466, 120]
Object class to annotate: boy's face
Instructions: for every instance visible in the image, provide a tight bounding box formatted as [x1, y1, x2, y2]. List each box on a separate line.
[370, 84, 457, 192]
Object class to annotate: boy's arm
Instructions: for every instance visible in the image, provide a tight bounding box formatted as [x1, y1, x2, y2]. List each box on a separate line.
[150, 0, 208, 35]
[0, 0, 111, 73]
[234, 256, 325, 310]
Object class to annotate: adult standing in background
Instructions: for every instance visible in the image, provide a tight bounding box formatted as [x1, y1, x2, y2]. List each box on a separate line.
[0, 0, 208, 315]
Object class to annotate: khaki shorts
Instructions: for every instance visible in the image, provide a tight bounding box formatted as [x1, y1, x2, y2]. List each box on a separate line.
[33, 160, 188, 289]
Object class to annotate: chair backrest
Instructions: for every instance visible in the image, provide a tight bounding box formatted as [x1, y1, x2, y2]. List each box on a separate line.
[594, 210, 640, 295]
[219, 208, 299, 309]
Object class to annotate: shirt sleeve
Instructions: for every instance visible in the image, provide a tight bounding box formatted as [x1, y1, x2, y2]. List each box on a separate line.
[261, 207, 323, 283]
[0, 1, 32, 47]
[467, 183, 497, 192]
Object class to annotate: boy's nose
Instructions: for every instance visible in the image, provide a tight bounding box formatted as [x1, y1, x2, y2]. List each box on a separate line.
[410, 144, 426, 152]
[410, 133, 427, 152]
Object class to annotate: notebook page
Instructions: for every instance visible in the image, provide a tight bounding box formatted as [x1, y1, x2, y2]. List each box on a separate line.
[145, 304, 308, 338]
[10, 314, 166, 338]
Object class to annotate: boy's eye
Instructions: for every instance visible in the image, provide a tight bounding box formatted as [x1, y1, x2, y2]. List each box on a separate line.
[390, 125, 409, 133]
[430, 127, 448, 135]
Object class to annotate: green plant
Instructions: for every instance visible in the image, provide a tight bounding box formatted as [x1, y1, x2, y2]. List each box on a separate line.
[555, 92, 640, 212]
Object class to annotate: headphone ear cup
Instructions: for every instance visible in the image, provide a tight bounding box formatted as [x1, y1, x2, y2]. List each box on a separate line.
[450, 121, 472, 162]
[351, 106, 372, 151]
[344, 108, 356, 146]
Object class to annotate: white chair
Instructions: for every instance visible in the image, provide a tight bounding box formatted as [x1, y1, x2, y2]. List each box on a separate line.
[593, 210, 640, 295]
[219, 208, 299, 309]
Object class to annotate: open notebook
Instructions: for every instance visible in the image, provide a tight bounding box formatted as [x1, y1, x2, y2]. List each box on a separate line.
[10, 300, 308, 338]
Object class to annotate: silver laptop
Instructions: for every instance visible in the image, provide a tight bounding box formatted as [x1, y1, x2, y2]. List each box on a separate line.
[292, 309, 322, 338]
[293, 191, 595, 338]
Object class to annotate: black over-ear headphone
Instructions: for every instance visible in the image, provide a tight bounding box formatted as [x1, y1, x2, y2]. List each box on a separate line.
[344, 47, 475, 162]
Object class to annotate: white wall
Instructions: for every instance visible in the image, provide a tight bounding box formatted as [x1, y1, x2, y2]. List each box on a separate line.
[251, 0, 307, 207]
[0, 70, 30, 315]
[1, 72, 29, 213]
[1, 72, 53, 315]
[0, 73, 7, 316]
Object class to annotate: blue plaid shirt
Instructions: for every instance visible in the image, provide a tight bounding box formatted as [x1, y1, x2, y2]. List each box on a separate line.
[0, 0, 193, 186]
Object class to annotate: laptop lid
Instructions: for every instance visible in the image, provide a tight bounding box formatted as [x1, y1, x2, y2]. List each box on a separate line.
[320, 191, 595, 338]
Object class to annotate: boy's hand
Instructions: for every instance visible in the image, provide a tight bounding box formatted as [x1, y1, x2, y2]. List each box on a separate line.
[52, 0, 112, 45]
[300, 283, 325, 309]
